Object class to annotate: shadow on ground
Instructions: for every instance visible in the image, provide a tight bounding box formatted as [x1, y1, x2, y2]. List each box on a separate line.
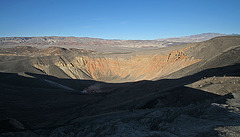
[0, 64, 240, 136]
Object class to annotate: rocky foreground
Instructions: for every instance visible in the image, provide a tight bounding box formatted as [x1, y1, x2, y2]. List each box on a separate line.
[0, 36, 240, 136]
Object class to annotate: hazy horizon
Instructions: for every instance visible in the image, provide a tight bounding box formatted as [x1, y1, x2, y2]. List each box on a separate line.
[0, 32, 238, 41]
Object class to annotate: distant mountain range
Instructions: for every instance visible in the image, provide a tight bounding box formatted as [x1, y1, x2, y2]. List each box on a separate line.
[156, 33, 239, 43]
[0, 36, 185, 51]
[0, 33, 238, 51]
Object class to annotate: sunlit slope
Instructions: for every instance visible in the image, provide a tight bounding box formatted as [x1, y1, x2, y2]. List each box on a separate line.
[31, 47, 200, 82]
[1, 36, 240, 83]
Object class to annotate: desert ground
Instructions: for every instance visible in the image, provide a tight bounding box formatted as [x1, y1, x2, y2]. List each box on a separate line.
[0, 35, 240, 136]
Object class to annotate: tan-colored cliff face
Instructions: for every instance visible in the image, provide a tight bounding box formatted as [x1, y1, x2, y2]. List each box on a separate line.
[32, 47, 201, 82]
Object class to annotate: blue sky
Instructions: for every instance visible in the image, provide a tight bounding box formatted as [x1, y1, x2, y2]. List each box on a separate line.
[0, 0, 239, 40]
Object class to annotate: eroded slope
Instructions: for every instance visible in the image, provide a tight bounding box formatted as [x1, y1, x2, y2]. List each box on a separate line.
[32, 47, 201, 82]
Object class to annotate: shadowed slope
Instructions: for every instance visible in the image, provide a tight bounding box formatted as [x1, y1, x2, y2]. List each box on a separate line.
[0, 64, 240, 136]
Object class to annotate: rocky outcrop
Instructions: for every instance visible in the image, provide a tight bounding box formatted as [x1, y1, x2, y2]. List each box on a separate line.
[0, 118, 25, 133]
